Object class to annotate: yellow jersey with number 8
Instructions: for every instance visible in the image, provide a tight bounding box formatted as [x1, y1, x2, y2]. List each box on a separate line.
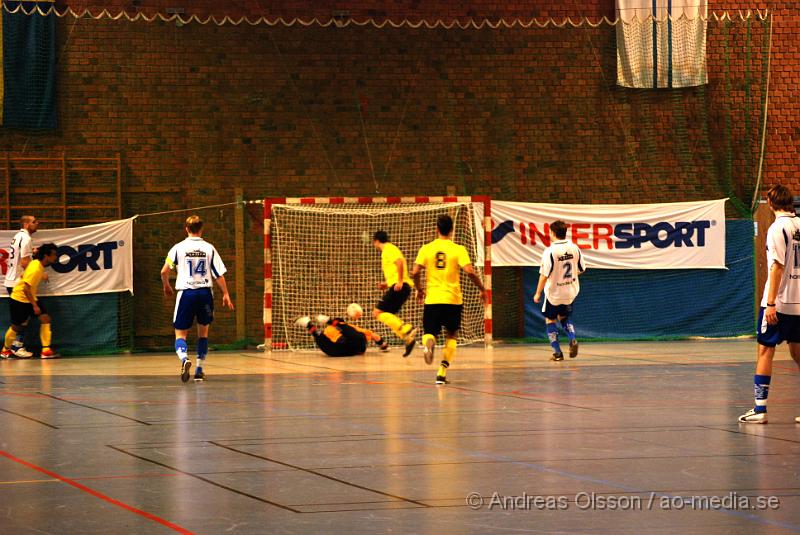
[414, 238, 472, 305]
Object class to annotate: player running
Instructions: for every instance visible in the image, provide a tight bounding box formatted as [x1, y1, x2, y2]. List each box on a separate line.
[371, 230, 417, 356]
[296, 314, 387, 357]
[161, 215, 233, 383]
[739, 185, 800, 424]
[3, 215, 39, 358]
[2, 243, 58, 359]
[533, 220, 585, 361]
[411, 214, 486, 385]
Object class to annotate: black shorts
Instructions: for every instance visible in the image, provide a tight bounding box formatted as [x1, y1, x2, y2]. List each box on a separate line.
[9, 298, 45, 326]
[423, 304, 463, 336]
[376, 283, 412, 314]
[543, 299, 572, 321]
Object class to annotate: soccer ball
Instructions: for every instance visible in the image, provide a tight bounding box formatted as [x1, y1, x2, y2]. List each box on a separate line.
[346, 303, 363, 320]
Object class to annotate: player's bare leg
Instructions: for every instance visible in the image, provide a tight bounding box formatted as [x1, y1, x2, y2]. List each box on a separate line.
[175, 328, 192, 382]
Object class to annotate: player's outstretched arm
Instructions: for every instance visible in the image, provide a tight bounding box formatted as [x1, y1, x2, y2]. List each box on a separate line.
[160, 263, 174, 297]
[214, 275, 235, 310]
[533, 274, 548, 303]
[463, 264, 487, 304]
[411, 263, 425, 302]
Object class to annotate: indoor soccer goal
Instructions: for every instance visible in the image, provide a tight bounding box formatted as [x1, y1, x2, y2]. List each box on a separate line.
[261, 196, 492, 351]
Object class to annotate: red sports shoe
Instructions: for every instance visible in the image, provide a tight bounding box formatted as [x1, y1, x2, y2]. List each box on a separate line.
[40, 348, 58, 359]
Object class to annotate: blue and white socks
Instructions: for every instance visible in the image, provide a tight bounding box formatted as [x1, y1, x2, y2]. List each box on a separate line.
[175, 338, 188, 362]
[197, 337, 208, 374]
[546, 323, 561, 354]
[753, 374, 770, 414]
[563, 319, 576, 343]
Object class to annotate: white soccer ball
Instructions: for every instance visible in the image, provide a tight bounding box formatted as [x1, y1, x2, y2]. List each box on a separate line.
[346, 303, 363, 320]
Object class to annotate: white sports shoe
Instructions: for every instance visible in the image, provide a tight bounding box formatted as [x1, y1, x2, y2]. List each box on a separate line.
[316, 315, 330, 326]
[738, 409, 768, 424]
[422, 344, 434, 365]
[795, 416, 800, 424]
[11, 347, 33, 359]
[295, 316, 311, 329]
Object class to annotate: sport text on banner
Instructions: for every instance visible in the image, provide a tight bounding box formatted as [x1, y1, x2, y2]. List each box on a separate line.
[0, 218, 134, 296]
[490, 199, 726, 269]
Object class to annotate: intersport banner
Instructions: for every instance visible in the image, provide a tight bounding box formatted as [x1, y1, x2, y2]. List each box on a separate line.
[490, 199, 726, 269]
[0, 218, 134, 296]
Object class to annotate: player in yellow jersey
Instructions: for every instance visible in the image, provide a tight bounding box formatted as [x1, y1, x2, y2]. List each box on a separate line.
[411, 214, 486, 384]
[2, 243, 59, 359]
[371, 230, 418, 357]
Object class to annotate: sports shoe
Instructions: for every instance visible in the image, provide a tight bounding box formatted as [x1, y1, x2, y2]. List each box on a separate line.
[402, 328, 417, 358]
[551, 352, 564, 361]
[435, 375, 449, 385]
[738, 409, 767, 424]
[295, 316, 312, 329]
[194, 370, 205, 382]
[569, 340, 579, 359]
[1, 348, 12, 359]
[180, 359, 192, 383]
[378, 339, 389, 352]
[316, 314, 330, 326]
[795, 416, 800, 424]
[40, 348, 58, 359]
[423, 343, 435, 365]
[12, 347, 33, 359]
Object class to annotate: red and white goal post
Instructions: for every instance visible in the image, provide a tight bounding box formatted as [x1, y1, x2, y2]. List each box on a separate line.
[261, 196, 492, 351]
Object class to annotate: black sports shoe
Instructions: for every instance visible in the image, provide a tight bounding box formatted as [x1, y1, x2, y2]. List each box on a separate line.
[377, 338, 389, 352]
[402, 328, 418, 358]
[551, 352, 564, 361]
[180, 359, 192, 382]
[194, 370, 205, 382]
[569, 340, 579, 359]
[435, 375, 449, 385]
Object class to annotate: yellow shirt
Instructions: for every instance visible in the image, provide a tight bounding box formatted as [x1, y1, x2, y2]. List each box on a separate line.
[414, 238, 472, 305]
[11, 259, 45, 303]
[381, 242, 413, 287]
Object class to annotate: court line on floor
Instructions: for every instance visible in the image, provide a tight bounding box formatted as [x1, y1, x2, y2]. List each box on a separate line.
[106, 445, 301, 513]
[0, 449, 193, 534]
[38, 392, 151, 425]
[0, 407, 59, 429]
[410, 380, 600, 411]
[209, 441, 430, 508]
[701, 425, 800, 445]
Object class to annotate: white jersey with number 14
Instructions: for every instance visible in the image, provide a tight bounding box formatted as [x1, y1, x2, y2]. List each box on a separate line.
[165, 237, 227, 291]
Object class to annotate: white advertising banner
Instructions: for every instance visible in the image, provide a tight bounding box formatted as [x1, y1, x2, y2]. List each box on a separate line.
[0, 218, 134, 296]
[490, 199, 726, 269]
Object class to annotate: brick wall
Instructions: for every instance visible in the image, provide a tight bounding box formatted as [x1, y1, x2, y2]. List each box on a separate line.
[0, 1, 796, 346]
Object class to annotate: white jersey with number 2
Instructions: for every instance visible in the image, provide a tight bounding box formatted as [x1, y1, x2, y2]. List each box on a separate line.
[540, 239, 585, 306]
[165, 237, 227, 291]
[763, 212, 800, 315]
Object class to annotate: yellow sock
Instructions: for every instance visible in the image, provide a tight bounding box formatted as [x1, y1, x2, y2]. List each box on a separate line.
[40, 323, 51, 348]
[438, 338, 457, 377]
[4, 327, 16, 350]
[422, 333, 436, 348]
[377, 312, 406, 338]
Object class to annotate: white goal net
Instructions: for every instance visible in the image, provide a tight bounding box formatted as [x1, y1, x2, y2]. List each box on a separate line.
[268, 200, 487, 351]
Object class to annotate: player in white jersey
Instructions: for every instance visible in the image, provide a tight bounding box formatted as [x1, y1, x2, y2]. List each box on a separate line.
[2, 215, 39, 358]
[533, 220, 586, 361]
[161, 215, 233, 382]
[739, 185, 800, 424]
